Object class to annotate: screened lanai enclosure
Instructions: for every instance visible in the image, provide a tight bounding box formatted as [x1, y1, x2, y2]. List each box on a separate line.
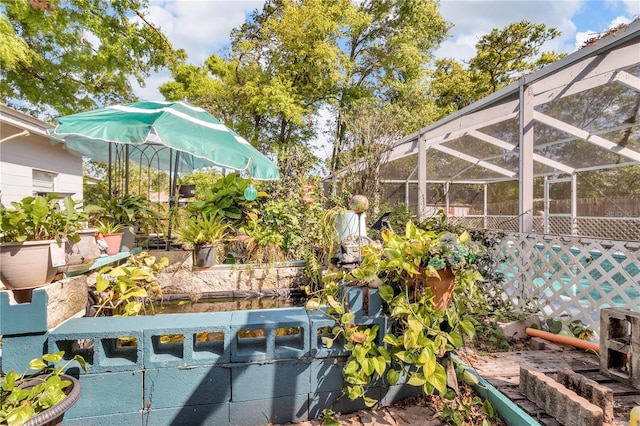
[337, 20, 640, 337]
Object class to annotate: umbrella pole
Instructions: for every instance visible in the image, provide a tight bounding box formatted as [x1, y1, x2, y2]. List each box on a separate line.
[166, 150, 180, 251]
[125, 144, 130, 195]
[108, 142, 112, 196]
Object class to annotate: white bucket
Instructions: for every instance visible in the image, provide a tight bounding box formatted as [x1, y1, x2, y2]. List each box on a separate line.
[335, 210, 367, 241]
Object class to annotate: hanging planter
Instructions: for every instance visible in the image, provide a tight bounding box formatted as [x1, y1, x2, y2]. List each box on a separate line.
[425, 268, 456, 310]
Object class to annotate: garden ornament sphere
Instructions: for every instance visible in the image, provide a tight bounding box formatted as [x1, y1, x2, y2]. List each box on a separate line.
[244, 184, 258, 201]
[349, 195, 369, 214]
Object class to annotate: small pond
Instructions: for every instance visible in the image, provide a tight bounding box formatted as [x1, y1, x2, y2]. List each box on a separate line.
[154, 289, 307, 314]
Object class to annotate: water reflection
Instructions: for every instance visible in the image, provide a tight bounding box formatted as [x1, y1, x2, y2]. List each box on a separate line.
[156, 290, 306, 314]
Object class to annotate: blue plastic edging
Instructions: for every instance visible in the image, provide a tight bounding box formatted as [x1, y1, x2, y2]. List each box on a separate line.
[67, 247, 142, 277]
[452, 354, 540, 426]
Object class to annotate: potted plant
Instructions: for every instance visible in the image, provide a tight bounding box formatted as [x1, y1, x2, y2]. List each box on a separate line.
[1, 351, 86, 426]
[306, 219, 487, 407]
[176, 215, 229, 267]
[0, 195, 83, 290]
[95, 220, 125, 256]
[88, 195, 162, 252]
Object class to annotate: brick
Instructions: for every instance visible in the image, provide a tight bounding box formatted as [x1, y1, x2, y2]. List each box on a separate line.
[529, 336, 565, 351]
[144, 366, 231, 408]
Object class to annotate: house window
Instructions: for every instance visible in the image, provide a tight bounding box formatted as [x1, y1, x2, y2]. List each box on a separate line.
[33, 169, 56, 194]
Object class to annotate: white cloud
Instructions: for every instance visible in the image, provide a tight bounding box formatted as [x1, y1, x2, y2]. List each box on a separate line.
[436, 0, 585, 62]
[574, 15, 632, 50]
[148, 1, 262, 63]
[621, 0, 640, 16]
[134, 1, 263, 99]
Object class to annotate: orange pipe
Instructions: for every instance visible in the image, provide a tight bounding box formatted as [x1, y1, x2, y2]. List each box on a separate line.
[526, 328, 600, 353]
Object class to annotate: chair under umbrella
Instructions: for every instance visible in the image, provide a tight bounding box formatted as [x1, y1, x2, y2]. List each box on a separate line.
[48, 100, 279, 247]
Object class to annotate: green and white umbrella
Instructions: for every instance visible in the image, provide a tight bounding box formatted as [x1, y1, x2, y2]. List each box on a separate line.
[48, 100, 279, 180]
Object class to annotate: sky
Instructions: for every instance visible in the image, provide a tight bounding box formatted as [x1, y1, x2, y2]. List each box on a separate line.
[137, 0, 639, 101]
[136, 0, 639, 159]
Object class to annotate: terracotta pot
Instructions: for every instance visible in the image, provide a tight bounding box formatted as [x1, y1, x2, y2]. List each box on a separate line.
[425, 268, 456, 310]
[102, 233, 124, 256]
[0, 240, 58, 290]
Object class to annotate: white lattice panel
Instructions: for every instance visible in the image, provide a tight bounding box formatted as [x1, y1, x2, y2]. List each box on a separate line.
[578, 217, 640, 240]
[489, 233, 640, 338]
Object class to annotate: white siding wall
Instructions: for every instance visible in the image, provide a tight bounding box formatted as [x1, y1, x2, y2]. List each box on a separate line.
[0, 131, 83, 206]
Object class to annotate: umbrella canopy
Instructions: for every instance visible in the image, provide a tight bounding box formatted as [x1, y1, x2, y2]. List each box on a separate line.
[48, 101, 279, 180]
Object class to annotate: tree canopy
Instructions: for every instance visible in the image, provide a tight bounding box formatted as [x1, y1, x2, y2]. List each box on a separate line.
[160, 0, 450, 175]
[0, 0, 183, 118]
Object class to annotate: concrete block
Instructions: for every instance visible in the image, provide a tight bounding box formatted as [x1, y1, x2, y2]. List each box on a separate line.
[144, 366, 231, 408]
[231, 360, 311, 402]
[142, 312, 232, 368]
[65, 371, 143, 419]
[309, 310, 348, 358]
[497, 314, 540, 340]
[311, 358, 345, 393]
[309, 388, 381, 419]
[230, 393, 309, 425]
[238, 267, 278, 290]
[41, 275, 88, 330]
[520, 366, 604, 426]
[379, 383, 425, 406]
[0, 289, 47, 335]
[48, 316, 149, 373]
[230, 307, 309, 362]
[557, 368, 614, 424]
[64, 411, 143, 425]
[143, 404, 229, 426]
[0, 333, 48, 373]
[600, 307, 640, 389]
[341, 286, 383, 318]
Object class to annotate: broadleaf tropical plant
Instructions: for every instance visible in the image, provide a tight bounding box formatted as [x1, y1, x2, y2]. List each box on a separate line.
[0, 351, 86, 426]
[92, 252, 168, 316]
[306, 217, 488, 409]
[0, 195, 84, 243]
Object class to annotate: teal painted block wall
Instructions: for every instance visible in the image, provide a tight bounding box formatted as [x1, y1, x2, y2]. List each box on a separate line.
[0, 288, 427, 425]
